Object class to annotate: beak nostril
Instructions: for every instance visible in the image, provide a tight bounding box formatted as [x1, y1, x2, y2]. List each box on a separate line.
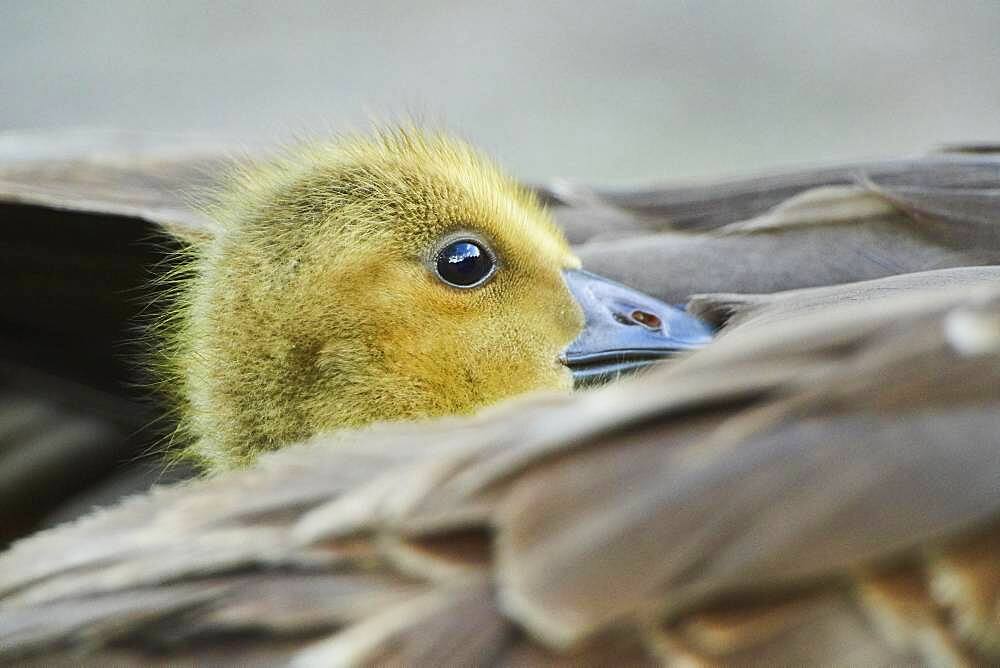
[631, 310, 662, 330]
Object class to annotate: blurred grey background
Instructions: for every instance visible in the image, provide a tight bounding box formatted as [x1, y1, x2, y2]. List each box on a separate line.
[2, 0, 999, 184]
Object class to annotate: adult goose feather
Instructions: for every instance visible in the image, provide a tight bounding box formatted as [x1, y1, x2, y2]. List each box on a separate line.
[0, 132, 998, 665]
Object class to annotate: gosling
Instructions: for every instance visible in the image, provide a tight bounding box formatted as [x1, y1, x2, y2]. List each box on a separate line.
[163, 128, 711, 470]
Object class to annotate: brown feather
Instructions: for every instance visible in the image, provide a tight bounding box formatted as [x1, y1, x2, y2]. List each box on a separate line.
[2, 135, 1000, 665]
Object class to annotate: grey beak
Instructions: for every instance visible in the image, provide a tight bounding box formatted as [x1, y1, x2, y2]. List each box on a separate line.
[560, 269, 715, 386]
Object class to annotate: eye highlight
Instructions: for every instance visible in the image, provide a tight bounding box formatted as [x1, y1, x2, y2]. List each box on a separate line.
[434, 238, 497, 288]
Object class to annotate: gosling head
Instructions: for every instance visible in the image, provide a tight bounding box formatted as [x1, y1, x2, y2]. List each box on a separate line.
[165, 128, 711, 470]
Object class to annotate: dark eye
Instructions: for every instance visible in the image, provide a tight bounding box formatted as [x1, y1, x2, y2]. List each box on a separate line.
[434, 239, 497, 288]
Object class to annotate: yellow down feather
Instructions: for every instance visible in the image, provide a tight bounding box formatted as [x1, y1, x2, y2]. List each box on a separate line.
[160, 128, 583, 471]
